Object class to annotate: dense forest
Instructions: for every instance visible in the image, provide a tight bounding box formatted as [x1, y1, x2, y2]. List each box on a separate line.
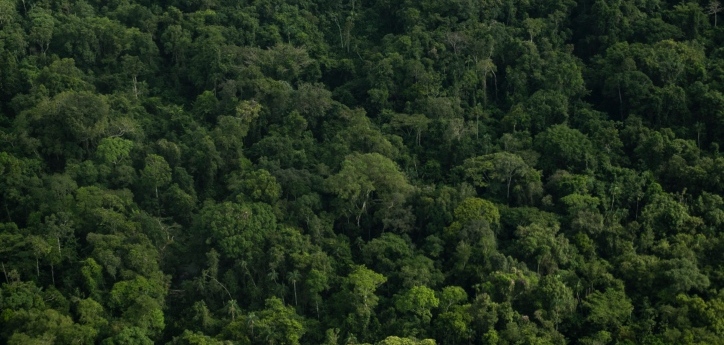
[2, 0, 724, 344]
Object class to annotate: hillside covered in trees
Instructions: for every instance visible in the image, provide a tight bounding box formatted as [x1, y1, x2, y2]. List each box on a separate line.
[3, 0, 724, 344]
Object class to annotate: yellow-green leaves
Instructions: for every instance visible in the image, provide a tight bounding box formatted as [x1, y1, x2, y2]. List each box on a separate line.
[346, 265, 387, 332]
[96, 137, 133, 165]
[582, 288, 632, 331]
[256, 297, 305, 345]
[326, 152, 413, 225]
[376, 336, 436, 345]
[395, 285, 439, 323]
[445, 197, 500, 238]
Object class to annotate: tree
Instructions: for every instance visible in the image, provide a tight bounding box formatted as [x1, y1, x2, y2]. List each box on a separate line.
[640, 192, 703, 237]
[28, 7, 54, 55]
[462, 152, 542, 203]
[120, 55, 147, 98]
[96, 137, 133, 166]
[709, 1, 722, 27]
[388, 112, 431, 146]
[19, 91, 110, 158]
[326, 153, 414, 227]
[227, 168, 281, 204]
[168, 330, 231, 345]
[376, 336, 436, 345]
[198, 201, 276, 261]
[438, 286, 468, 313]
[534, 124, 595, 174]
[247, 312, 258, 338]
[582, 288, 632, 331]
[3, 1, 724, 343]
[445, 197, 500, 241]
[256, 297, 305, 345]
[287, 270, 301, 306]
[327, 107, 400, 160]
[362, 233, 413, 279]
[160, 24, 192, 68]
[0, 0, 18, 26]
[75, 298, 108, 331]
[346, 265, 387, 333]
[534, 275, 577, 331]
[513, 222, 571, 274]
[433, 305, 471, 345]
[225, 299, 239, 321]
[395, 285, 439, 328]
[140, 154, 172, 212]
[101, 326, 153, 345]
[306, 268, 329, 319]
[5, 308, 97, 345]
[656, 258, 710, 298]
[212, 99, 262, 163]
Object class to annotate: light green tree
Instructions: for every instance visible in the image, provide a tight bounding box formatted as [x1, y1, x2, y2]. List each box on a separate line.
[326, 153, 414, 227]
[346, 265, 387, 333]
[256, 297, 305, 345]
[395, 285, 439, 327]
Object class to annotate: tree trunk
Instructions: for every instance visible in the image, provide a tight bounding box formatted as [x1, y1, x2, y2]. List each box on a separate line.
[334, 16, 344, 49]
[246, 267, 257, 288]
[132, 75, 138, 99]
[507, 175, 513, 201]
[618, 82, 624, 120]
[4, 203, 11, 222]
[493, 71, 498, 101]
[483, 72, 488, 107]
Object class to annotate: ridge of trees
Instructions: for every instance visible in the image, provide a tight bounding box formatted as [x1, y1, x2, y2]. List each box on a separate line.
[2, 0, 724, 344]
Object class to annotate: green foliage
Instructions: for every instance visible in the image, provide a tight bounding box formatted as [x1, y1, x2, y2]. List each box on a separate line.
[2, 1, 724, 344]
[168, 330, 231, 345]
[641, 193, 703, 236]
[96, 137, 134, 165]
[256, 297, 305, 345]
[446, 197, 500, 238]
[534, 124, 594, 174]
[582, 288, 632, 331]
[395, 285, 439, 323]
[101, 327, 154, 345]
[227, 168, 282, 204]
[19, 91, 111, 158]
[345, 265, 388, 334]
[513, 222, 572, 274]
[198, 201, 276, 261]
[326, 152, 414, 228]
[376, 336, 436, 345]
[462, 152, 542, 204]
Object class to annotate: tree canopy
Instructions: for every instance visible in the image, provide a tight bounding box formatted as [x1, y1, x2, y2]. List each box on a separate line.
[2, 0, 724, 344]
